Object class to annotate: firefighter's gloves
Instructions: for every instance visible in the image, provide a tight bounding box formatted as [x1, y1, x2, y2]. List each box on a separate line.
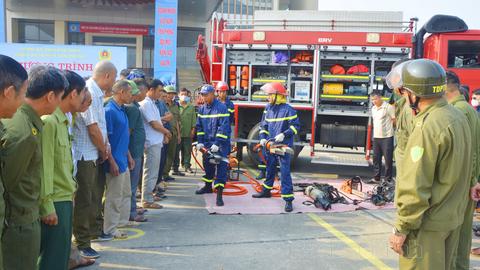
[274, 133, 285, 143]
[260, 139, 267, 146]
[210, 144, 220, 153]
[196, 143, 205, 151]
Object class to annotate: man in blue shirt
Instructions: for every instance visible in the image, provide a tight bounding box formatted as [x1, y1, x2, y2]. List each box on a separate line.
[103, 80, 135, 239]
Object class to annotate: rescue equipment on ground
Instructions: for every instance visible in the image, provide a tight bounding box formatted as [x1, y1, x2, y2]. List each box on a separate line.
[340, 176, 364, 198]
[291, 51, 313, 63]
[304, 183, 348, 210]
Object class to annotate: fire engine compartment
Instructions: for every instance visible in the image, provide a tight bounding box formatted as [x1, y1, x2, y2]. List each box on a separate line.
[225, 44, 408, 150]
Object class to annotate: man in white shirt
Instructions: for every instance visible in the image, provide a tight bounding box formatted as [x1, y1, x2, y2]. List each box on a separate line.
[139, 79, 171, 209]
[366, 91, 396, 184]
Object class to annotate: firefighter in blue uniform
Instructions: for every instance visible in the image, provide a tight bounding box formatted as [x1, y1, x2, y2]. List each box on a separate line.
[252, 82, 300, 212]
[215, 81, 235, 124]
[194, 84, 231, 206]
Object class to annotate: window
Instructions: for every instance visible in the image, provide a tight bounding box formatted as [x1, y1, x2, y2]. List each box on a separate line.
[143, 35, 154, 69]
[448, 40, 480, 69]
[18, 20, 54, 44]
[68, 32, 85, 45]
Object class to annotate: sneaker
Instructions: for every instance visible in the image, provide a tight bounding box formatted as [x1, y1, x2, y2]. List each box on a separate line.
[172, 170, 186, 176]
[113, 231, 128, 239]
[79, 247, 100, 259]
[185, 167, 194, 173]
[91, 232, 113, 242]
[164, 176, 175, 182]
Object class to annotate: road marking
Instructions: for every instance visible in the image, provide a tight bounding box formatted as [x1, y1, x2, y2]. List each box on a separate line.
[113, 228, 145, 241]
[99, 247, 191, 257]
[307, 213, 393, 270]
[98, 263, 153, 269]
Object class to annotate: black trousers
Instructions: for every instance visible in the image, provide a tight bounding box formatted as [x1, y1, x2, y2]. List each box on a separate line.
[373, 136, 394, 181]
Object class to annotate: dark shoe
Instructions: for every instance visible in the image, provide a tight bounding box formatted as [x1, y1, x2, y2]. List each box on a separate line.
[363, 178, 380, 184]
[91, 232, 113, 242]
[154, 191, 167, 199]
[164, 176, 175, 182]
[172, 170, 186, 176]
[256, 170, 266, 180]
[216, 187, 224, 206]
[252, 189, 272, 198]
[185, 167, 194, 173]
[155, 186, 166, 193]
[79, 247, 100, 259]
[285, 201, 293, 212]
[195, 183, 213, 195]
[130, 215, 148, 222]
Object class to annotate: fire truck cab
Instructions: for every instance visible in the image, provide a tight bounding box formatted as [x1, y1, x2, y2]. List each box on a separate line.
[196, 13, 480, 167]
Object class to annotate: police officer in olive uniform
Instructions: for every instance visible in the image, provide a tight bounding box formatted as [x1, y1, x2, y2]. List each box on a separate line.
[162, 85, 183, 180]
[387, 59, 473, 270]
[444, 71, 480, 270]
[0, 55, 28, 270]
[1, 66, 67, 270]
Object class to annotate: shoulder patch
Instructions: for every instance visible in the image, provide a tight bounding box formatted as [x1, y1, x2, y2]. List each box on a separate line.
[410, 146, 424, 163]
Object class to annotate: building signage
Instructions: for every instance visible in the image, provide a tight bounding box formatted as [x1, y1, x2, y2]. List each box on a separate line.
[0, 43, 127, 77]
[68, 22, 154, 36]
[154, 0, 178, 86]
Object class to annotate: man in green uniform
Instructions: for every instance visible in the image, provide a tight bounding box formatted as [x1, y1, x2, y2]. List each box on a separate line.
[386, 59, 472, 270]
[0, 55, 28, 270]
[174, 88, 196, 173]
[444, 71, 480, 270]
[1, 66, 67, 270]
[162, 85, 182, 180]
[38, 70, 86, 270]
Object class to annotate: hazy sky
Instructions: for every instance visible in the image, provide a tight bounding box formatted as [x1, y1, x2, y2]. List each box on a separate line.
[317, 0, 480, 29]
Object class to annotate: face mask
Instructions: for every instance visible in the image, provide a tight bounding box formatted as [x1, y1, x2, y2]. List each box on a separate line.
[180, 96, 190, 102]
[472, 98, 479, 107]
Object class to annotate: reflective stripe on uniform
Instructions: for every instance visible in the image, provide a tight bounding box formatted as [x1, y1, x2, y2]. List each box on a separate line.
[228, 109, 235, 113]
[260, 130, 270, 135]
[201, 177, 213, 183]
[281, 194, 294, 198]
[263, 110, 268, 114]
[216, 134, 228, 139]
[258, 165, 266, 168]
[214, 183, 225, 188]
[197, 132, 205, 136]
[265, 114, 298, 122]
[198, 113, 230, 118]
[290, 125, 298, 134]
[262, 183, 273, 190]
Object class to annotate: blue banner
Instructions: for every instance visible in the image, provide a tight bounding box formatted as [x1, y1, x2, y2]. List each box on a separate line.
[0, 0, 5, 43]
[154, 0, 178, 86]
[0, 43, 127, 78]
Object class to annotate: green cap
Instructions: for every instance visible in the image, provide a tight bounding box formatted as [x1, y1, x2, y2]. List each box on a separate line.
[127, 80, 140, 96]
[165, 85, 177, 93]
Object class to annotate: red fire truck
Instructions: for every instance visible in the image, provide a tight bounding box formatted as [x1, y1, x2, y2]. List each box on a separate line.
[196, 13, 480, 166]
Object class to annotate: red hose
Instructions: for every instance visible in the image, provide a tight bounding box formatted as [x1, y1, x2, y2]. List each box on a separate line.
[191, 147, 281, 197]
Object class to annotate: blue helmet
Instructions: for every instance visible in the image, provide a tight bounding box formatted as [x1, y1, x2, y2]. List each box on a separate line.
[199, 84, 214, 94]
[127, 69, 146, 80]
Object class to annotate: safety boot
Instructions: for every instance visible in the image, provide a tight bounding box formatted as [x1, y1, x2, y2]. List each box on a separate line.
[195, 183, 213, 195]
[216, 187, 224, 206]
[252, 189, 271, 198]
[284, 201, 293, 212]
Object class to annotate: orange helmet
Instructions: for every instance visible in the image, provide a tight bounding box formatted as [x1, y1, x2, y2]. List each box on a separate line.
[261, 82, 288, 96]
[330, 64, 346, 75]
[215, 81, 229, 91]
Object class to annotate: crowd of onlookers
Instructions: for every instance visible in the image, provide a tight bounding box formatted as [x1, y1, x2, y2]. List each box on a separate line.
[0, 55, 197, 269]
